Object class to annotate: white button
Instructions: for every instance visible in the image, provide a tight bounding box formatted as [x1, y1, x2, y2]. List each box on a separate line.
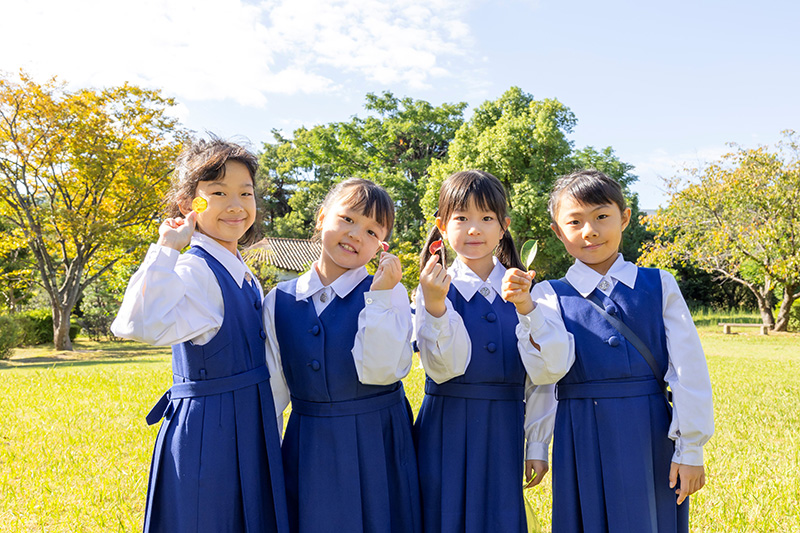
[320, 291, 328, 303]
[480, 287, 490, 297]
[598, 279, 610, 291]
[366, 297, 373, 304]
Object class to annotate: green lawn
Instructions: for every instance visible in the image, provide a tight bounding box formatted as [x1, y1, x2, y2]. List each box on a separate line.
[1, 322, 798, 532]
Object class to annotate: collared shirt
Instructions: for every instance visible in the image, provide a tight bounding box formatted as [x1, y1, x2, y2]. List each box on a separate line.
[263, 261, 414, 430]
[415, 257, 574, 461]
[531, 253, 715, 466]
[111, 232, 262, 347]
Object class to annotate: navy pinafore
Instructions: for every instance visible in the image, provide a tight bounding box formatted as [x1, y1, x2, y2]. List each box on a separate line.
[414, 285, 528, 533]
[144, 246, 289, 533]
[274, 276, 422, 533]
[550, 268, 689, 533]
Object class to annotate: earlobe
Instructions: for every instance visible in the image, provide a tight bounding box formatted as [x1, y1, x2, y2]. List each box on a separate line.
[621, 207, 632, 231]
[550, 222, 564, 242]
[316, 209, 325, 231]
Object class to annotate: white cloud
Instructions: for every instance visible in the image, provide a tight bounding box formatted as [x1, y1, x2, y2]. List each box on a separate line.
[0, 0, 476, 104]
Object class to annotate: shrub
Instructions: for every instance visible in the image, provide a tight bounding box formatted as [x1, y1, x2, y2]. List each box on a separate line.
[14, 308, 80, 346]
[0, 314, 21, 359]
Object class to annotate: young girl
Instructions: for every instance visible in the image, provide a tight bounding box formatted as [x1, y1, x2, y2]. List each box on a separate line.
[415, 170, 572, 533]
[262, 178, 422, 533]
[535, 169, 714, 532]
[111, 138, 289, 533]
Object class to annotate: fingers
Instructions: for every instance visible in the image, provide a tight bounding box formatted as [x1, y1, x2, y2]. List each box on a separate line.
[672, 463, 706, 505]
[524, 460, 548, 489]
[669, 461, 679, 489]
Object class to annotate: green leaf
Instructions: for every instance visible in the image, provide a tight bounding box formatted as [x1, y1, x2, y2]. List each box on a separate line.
[520, 240, 538, 270]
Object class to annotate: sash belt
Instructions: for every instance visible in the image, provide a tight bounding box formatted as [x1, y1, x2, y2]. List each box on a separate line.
[556, 377, 663, 400]
[146, 365, 271, 425]
[290, 385, 404, 417]
[425, 381, 524, 401]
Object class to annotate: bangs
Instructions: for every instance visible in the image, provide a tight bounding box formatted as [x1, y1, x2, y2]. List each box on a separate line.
[336, 180, 395, 236]
[440, 170, 508, 220]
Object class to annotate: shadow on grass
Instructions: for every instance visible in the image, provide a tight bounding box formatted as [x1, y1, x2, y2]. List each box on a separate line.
[0, 339, 171, 371]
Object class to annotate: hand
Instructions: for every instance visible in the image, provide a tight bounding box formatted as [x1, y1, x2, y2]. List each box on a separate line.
[157, 211, 197, 251]
[502, 268, 536, 315]
[420, 253, 451, 318]
[670, 462, 706, 505]
[370, 252, 402, 291]
[524, 459, 549, 489]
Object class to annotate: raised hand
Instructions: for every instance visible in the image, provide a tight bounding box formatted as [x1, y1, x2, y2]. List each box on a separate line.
[370, 252, 402, 291]
[501, 268, 535, 315]
[157, 211, 197, 251]
[420, 253, 451, 318]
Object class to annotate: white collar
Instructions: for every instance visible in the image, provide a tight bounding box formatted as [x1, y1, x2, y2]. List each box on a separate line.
[295, 262, 369, 301]
[190, 233, 252, 288]
[449, 257, 506, 301]
[564, 253, 637, 297]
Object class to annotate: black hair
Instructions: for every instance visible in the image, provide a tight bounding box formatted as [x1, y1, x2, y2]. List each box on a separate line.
[166, 135, 261, 246]
[420, 170, 524, 271]
[548, 169, 627, 222]
[315, 178, 395, 240]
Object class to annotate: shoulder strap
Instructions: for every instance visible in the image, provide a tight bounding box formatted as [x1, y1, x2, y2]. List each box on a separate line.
[562, 278, 670, 401]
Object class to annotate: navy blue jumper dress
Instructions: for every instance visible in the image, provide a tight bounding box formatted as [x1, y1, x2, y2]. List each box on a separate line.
[550, 267, 689, 533]
[414, 285, 528, 533]
[274, 276, 422, 533]
[144, 246, 289, 533]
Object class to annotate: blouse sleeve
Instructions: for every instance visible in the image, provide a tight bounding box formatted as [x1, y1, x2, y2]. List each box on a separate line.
[515, 287, 574, 384]
[524, 377, 557, 461]
[110, 244, 223, 346]
[414, 286, 472, 384]
[263, 287, 291, 437]
[661, 270, 715, 466]
[351, 284, 414, 385]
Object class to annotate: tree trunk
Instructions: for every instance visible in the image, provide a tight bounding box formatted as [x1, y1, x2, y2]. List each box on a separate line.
[774, 284, 798, 332]
[53, 304, 73, 351]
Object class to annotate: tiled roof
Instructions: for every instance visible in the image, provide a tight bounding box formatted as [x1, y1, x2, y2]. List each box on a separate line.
[243, 237, 321, 272]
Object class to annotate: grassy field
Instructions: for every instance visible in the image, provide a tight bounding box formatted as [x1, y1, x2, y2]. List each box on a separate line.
[1, 316, 798, 532]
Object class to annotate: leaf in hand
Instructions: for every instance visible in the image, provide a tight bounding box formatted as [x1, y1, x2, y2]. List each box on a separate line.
[429, 239, 443, 254]
[520, 240, 538, 270]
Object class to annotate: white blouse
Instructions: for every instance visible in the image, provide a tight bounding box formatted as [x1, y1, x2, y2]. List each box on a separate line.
[531, 254, 715, 466]
[414, 257, 574, 462]
[262, 263, 414, 434]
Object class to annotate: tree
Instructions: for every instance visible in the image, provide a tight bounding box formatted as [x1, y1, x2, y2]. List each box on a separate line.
[639, 131, 800, 331]
[423, 87, 642, 278]
[0, 72, 185, 349]
[261, 92, 467, 243]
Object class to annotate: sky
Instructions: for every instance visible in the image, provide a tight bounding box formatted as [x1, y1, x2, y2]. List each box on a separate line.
[2, 0, 798, 209]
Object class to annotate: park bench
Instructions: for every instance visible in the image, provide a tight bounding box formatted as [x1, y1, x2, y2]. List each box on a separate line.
[718, 322, 769, 335]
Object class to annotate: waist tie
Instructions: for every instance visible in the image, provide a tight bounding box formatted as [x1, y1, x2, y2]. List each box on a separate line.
[290, 385, 405, 417]
[556, 378, 663, 400]
[425, 381, 524, 401]
[146, 365, 271, 425]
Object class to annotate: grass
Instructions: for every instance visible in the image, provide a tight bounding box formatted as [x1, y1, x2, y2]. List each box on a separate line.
[1, 313, 798, 532]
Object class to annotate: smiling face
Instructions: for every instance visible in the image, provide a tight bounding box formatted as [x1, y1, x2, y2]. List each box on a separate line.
[436, 199, 509, 279]
[316, 197, 389, 285]
[550, 193, 631, 275]
[189, 160, 256, 254]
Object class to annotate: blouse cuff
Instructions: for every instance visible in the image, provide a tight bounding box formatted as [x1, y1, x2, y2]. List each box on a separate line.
[526, 440, 549, 462]
[148, 243, 180, 266]
[421, 309, 451, 335]
[672, 442, 704, 466]
[516, 305, 546, 337]
[363, 289, 392, 309]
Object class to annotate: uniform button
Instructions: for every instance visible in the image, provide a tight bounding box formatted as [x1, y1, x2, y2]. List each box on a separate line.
[605, 304, 617, 316]
[309, 360, 321, 371]
[310, 325, 320, 335]
[675, 449, 681, 457]
[486, 342, 497, 353]
[254, 300, 262, 310]
[366, 297, 373, 304]
[607, 335, 620, 347]
[485, 312, 497, 322]
[259, 329, 266, 340]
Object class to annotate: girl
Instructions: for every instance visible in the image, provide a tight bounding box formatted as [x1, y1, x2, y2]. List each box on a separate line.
[415, 170, 572, 533]
[262, 178, 422, 533]
[536, 169, 714, 532]
[111, 138, 289, 533]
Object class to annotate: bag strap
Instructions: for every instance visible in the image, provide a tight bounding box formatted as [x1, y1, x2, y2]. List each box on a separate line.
[561, 278, 670, 401]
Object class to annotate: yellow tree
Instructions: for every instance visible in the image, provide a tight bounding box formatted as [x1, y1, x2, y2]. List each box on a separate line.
[640, 131, 800, 331]
[0, 72, 186, 349]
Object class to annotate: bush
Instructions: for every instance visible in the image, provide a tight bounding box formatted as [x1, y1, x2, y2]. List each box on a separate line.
[0, 314, 21, 359]
[76, 284, 123, 341]
[788, 299, 800, 332]
[14, 308, 80, 346]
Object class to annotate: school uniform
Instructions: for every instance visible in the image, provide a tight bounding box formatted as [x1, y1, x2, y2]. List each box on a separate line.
[111, 233, 289, 533]
[532, 254, 714, 533]
[414, 257, 573, 533]
[263, 264, 422, 533]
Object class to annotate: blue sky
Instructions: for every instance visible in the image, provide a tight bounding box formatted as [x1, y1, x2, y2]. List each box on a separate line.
[2, 0, 797, 208]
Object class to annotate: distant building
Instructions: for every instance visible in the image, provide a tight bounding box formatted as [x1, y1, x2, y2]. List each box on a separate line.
[243, 237, 321, 280]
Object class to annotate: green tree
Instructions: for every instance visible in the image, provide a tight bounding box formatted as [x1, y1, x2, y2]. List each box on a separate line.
[423, 87, 641, 278]
[0, 72, 185, 349]
[639, 131, 800, 331]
